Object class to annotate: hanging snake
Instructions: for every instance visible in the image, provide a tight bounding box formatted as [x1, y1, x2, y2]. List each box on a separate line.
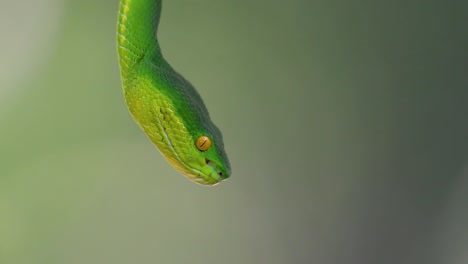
[117, 0, 231, 185]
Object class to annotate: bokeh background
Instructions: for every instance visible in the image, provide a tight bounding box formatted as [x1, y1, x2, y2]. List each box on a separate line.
[1, 0, 467, 263]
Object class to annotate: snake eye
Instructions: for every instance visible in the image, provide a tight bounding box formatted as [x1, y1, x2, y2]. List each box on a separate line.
[196, 136, 211, 151]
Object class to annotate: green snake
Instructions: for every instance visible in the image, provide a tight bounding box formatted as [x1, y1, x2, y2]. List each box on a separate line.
[117, 0, 231, 185]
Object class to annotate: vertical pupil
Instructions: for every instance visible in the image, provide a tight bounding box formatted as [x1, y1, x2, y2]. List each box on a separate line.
[196, 136, 211, 151]
[199, 139, 207, 147]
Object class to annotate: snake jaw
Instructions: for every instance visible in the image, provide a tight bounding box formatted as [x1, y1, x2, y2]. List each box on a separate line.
[205, 159, 228, 181]
[184, 158, 229, 186]
[163, 154, 228, 186]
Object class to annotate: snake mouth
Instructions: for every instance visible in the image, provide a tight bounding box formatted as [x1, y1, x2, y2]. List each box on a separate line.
[205, 159, 226, 180]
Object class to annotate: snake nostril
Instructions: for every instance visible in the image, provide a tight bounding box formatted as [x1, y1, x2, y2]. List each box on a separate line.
[218, 172, 223, 177]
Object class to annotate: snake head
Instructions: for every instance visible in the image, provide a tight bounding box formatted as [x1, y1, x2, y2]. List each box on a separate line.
[162, 136, 230, 185]
[149, 108, 231, 186]
[184, 132, 231, 186]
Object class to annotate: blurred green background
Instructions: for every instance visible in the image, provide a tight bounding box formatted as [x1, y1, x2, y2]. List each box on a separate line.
[1, 0, 467, 263]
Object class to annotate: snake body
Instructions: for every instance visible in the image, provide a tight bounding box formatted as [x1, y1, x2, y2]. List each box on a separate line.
[117, 0, 230, 185]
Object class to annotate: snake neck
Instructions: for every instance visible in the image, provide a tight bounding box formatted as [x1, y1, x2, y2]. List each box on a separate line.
[117, 0, 163, 79]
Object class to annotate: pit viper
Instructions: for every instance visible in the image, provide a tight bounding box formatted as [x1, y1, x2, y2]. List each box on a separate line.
[117, 0, 231, 185]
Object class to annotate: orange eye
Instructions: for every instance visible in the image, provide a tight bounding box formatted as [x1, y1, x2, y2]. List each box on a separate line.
[195, 136, 211, 151]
